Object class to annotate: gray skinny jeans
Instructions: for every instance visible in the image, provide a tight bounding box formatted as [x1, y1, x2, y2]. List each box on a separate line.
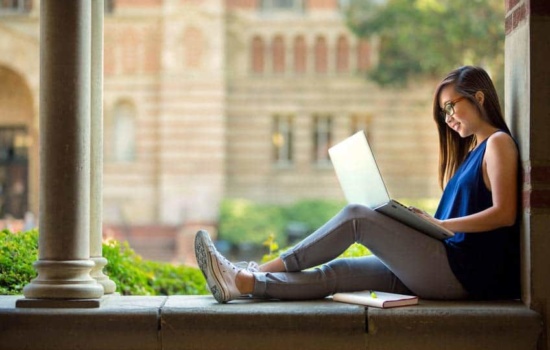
[252, 204, 468, 300]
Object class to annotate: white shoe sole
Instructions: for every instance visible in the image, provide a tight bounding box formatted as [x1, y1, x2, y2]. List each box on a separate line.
[195, 230, 231, 303]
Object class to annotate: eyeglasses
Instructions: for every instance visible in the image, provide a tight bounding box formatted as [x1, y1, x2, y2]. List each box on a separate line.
[440, 96, 467, 120]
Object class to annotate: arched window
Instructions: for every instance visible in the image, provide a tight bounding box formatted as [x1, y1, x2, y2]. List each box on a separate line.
[272, 36, 285, 74]
[357, 39, 371, 72]
[336, 35, 349, 73]
[293, 35, 307, 74]
[182, 27, 204, 69]
[251, 36, 265, 74]
[109, 100, 136, 162]
[121, 29, 139, 74]
[314, 36, 328, 74]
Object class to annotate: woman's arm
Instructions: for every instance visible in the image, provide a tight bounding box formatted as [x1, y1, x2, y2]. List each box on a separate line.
[439, 132, 519, 233]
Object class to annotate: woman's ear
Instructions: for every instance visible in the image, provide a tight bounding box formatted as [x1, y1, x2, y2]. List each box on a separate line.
[475, 91, 485, 106]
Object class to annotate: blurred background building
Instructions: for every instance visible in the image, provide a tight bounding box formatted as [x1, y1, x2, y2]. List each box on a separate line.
[0, 0, 440, 263]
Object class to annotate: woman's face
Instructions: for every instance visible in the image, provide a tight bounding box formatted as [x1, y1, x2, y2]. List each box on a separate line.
[438, 85, 482, 138]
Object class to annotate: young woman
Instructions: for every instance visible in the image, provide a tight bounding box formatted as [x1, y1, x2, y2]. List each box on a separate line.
[195, 66, 521, 303]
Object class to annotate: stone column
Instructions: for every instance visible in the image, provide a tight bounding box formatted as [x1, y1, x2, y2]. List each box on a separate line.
[22, 0, 104, 300]
[90, 0, 116, 295]
[505, 0, 550, 348]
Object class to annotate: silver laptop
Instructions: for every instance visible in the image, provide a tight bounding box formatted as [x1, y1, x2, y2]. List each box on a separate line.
[328, 131, 454, 241]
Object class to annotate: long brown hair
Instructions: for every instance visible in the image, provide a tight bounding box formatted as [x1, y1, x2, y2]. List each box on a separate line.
[433, 66, 511, 189]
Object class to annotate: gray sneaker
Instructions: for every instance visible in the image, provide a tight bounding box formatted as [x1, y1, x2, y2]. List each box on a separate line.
[195, 230, 242, 303]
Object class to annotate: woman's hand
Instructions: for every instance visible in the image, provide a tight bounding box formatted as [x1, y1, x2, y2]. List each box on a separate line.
[408, 206, 445, 227]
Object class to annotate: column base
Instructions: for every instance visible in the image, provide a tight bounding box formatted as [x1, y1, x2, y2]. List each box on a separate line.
[90, 256, 117, 294]
[22, 260, 104, 300]
[16, 297, 102, 309]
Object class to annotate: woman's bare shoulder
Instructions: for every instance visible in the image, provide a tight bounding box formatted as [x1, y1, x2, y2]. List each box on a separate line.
[486, 131, 518, 159]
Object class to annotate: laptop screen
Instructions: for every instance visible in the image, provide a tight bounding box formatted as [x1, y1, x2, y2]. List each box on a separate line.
[328, 131, 390, 208]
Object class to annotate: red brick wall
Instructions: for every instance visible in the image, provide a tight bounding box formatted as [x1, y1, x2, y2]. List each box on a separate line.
[505, 0, 527, 34]
[505, 0, 550, 34]
[226, 0, 257, 10]
[307, 0, 338, 10]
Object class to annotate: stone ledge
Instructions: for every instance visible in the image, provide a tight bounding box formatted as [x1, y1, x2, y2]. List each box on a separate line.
[0, 295, 543, 350]
[366, 300, 543, 350]
[0, 295, 166, 350]
[161, 295, 367, 350]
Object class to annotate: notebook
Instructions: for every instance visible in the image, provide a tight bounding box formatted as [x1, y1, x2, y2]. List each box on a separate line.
[328, 131, 454, 241]
[332, 290, 418, 308]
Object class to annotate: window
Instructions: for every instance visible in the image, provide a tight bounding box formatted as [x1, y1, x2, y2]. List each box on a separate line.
[104, 0, 115, 13]
[183, 27, 204, 69]
[119, 29, 140, 74]
[272, 36, 285, 74]
[313, 115, 332, 164]
[357, 39, 371, 72]
[272, 115, 293, 165]
[0, 127, 29, 218]
[351, 113, 372, 139]
[108, 101, 137, 162]
[260, 0, 304, 14]
[293, 36, 307, 74]
[336, 35, 349, 73]
[251, 36, 265, 74]
[314, 36, 328, 74]
[0, 0, 32, 14]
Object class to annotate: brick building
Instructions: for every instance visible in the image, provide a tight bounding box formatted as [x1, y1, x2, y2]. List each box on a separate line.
[0, 0, 440, 261]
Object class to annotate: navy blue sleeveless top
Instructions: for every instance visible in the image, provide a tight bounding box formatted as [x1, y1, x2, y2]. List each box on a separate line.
[434, 132, 520, 299]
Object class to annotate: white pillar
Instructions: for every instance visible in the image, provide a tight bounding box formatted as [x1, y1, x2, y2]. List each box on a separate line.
[90, 0, 116, 295]
[22, 0, 104, 300]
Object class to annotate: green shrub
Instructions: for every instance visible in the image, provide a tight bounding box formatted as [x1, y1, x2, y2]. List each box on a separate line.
[102, 239, 208, 296]
[283, 199, 345, 232]
[0, 229, 208, 296]
[218, 199, 287, 245]
[218, 198, 346, 246]
[260, 232, 371, 264]
[0, 229, 38, 295]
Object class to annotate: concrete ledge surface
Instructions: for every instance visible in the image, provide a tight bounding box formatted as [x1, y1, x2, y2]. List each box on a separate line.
[161, 295, 367, 350]
[366, 300, 543, 350]
[0, 295, 543, 350]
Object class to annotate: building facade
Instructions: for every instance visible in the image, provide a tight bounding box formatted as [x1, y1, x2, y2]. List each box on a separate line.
[0, 0, 440, 260]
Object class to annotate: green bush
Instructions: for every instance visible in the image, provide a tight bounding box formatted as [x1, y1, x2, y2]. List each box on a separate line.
[218, 199, 287, 245]
[261, 240, 371, 264]
[283, 199, 345, 232]
[0, 229, 208, 296]
[0, 229, 38, 295]
[218, 198, 345, 246]
[102, 239, 208, 296]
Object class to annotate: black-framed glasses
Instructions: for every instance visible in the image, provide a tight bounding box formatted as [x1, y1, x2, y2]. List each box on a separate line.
[440, 96, 467, 120]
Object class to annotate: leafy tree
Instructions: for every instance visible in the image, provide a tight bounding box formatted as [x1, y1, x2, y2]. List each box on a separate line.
[345, 0, 505, 90]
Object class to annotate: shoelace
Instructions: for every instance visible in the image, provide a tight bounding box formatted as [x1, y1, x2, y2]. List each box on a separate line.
[234, 261, 259, 272]
[204, 258, 259, 294]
